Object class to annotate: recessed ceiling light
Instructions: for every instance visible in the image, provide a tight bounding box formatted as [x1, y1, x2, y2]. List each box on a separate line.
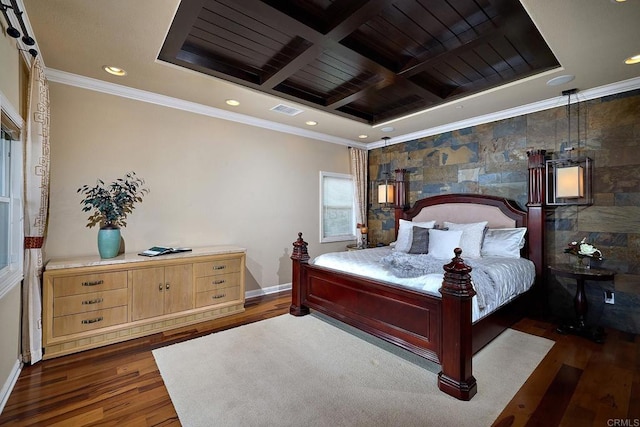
[358, 134, 368, 139]
[380, 126, 395, 132]
[305, 120, 317, 126]
[546, 75, 575, 86]
[611, 0, 626, 3]
[103, 66, 127, 77]
[624, 54, 640, 65]
[226, 99, 240, 106]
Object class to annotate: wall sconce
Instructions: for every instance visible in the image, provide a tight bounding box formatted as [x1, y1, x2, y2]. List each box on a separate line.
[373, 137, 396, 209]
[546, 157, 593, 206]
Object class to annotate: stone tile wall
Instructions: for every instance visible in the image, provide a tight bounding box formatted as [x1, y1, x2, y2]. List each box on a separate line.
[367, 89, 640, 333]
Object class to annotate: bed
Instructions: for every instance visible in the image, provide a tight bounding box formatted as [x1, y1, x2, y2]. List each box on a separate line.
[290, 151, 546, 401]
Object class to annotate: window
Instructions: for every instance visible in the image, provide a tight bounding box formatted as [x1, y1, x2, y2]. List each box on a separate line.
[0, 129, 10, 270]
[0, 120, 23, 288]
[320, 171, 355, 243]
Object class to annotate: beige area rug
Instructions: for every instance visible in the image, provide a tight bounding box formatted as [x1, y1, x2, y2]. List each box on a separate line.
[153, 314, 554, 427]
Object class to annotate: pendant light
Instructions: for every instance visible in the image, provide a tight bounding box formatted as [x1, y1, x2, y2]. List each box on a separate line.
[546, 89, 593, 206]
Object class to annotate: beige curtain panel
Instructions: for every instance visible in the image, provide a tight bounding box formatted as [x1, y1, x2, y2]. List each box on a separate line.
[22, 57, 50, 364]
[349, 147, 367, 245]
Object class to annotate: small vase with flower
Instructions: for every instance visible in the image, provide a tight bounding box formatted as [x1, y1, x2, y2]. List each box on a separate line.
[564, 238, 603, 269]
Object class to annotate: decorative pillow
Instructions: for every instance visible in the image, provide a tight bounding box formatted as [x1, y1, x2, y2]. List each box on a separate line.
[443, 221, 488, 258]
[428, 229, 463, 259]
[481, 228, 527, 258]
[408, 226, 430, 254]
[395, 219, 436, 252]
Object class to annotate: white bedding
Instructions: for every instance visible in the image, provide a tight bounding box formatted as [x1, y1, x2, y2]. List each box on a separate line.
[312, 247, 535, 322]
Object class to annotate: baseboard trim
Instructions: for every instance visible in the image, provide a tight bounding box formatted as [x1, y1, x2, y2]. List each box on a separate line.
[0, 358, 22, 415]
[245, 283, 291, 300]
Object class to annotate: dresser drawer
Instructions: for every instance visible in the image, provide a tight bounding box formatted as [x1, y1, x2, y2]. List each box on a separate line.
[195, 285, 241, 308]
[53, 271, 128, 297]
[52, 305, 128, 336]
[53, 288, 128, 317]
[195, 272, 240, 293]
[194, 258, 241, 277]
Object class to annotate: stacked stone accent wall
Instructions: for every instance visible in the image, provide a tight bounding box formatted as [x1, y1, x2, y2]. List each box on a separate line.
[368, 89, 640, 333]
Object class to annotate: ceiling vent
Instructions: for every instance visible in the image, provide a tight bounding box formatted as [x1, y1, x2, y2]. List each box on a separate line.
[270, 104, 303, 116]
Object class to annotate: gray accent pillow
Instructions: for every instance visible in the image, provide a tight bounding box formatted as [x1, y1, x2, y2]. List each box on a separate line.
[408, 226, 430, 254]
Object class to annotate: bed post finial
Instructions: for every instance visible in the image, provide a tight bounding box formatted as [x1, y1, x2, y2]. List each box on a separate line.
[438, 248, 477, 401]
[290, 233, 310, 316]
[291, 232, 310, 262]
[441, 248, 476, 297]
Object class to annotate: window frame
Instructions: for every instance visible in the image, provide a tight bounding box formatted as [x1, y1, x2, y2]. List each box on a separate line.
[319, 171, 356, 243]
[0, 100, 24, 298]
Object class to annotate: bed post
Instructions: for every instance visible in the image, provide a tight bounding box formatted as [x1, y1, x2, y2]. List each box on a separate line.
[290, 232, 310, 316]
[438, 248, 477, 401]
[526, 149, 546, 279]
[393, 168, 407, 233]
[526, 150, 547, 316]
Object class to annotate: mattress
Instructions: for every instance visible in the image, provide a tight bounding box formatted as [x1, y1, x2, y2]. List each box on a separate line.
[312, 246, 535, 322]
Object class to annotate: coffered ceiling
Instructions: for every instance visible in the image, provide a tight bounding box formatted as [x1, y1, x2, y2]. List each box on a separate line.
[159, 0, 558, 126]
[19, 0, 640, 146]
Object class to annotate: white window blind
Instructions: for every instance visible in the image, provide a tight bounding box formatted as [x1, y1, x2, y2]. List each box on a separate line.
[320, 171, 355, 243]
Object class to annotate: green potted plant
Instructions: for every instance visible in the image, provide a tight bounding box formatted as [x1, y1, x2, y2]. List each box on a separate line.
[77, 171, 149, 258]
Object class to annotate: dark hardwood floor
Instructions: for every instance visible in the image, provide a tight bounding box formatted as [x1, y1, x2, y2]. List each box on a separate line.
[1, 292, 638, 426]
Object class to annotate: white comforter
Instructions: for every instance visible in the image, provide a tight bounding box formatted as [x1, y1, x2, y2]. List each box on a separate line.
[311, 247, 535, 322]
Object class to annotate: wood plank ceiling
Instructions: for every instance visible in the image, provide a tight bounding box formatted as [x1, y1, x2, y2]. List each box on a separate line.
[159, 0, 559, 125]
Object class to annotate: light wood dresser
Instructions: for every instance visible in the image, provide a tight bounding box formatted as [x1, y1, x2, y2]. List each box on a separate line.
[42, 246, 246, 359]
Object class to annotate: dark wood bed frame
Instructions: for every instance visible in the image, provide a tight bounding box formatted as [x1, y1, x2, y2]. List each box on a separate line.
[289, 150, 547, 401]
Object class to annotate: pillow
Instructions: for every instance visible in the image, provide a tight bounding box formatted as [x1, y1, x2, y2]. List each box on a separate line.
[395, 219, 436, 252]
[481, 228, 527, 258]
[443, 221, 488, 258]
[408, 226, 430, 254]
[428, 229, 463, 259]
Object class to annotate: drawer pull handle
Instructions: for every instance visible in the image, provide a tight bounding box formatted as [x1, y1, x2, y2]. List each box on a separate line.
[81, 316, 104, 324]
[82, 298, 104, 305]
[166, 283, 170, 290]
[159, 283, 163, 291]
[82, 280, 104, 287]
[212, 279, 226, 285]
[213, 265, 226, 270]
[212, 293, 226, 299]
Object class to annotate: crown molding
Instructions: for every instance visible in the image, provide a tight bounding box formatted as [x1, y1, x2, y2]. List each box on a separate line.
[45, 68, 639, 152]
[368, 76, 640, 149]
[44, 68, 366, 149]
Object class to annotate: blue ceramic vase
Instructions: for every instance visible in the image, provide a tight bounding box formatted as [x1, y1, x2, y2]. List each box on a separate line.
[97, 227, 121, 259]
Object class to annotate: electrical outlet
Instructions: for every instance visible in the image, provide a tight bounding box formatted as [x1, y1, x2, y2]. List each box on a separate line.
[604, 290, 615, 305]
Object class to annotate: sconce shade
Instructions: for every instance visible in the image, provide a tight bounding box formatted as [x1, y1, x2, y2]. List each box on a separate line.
[556, 165, 584, 198]
[377, 182, 394, 204]
[545, 157, 592, 206]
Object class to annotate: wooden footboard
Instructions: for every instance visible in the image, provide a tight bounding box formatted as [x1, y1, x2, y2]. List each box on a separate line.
[290, 233, 477, 400]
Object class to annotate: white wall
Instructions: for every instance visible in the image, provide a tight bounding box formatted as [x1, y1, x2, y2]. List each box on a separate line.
[45, 83, 352, 292]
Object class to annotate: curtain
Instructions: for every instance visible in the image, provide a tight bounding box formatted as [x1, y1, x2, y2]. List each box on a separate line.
[349, 147, 367, 246]
[22, 57, 50, 364]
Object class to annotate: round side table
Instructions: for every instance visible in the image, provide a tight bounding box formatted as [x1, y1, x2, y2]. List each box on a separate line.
[548, 263, 615, 343]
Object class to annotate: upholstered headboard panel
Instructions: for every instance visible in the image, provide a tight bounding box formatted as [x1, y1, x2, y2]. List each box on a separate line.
[411, 204, 517, 228]
[400, 194, 527, 230]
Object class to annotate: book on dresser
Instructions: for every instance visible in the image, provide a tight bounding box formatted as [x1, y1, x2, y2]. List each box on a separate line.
[138, 246, 192, 257]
